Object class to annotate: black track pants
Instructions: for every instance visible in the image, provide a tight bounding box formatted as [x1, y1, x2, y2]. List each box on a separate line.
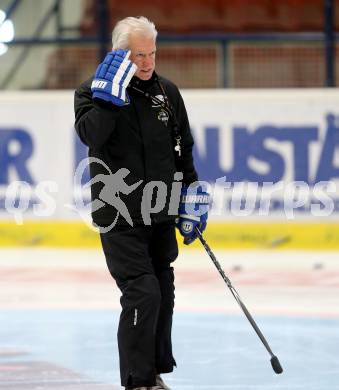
[100, 223, 178, 388]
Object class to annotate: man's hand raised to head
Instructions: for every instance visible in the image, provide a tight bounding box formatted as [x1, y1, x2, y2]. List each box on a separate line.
[91, 49, 137, 106]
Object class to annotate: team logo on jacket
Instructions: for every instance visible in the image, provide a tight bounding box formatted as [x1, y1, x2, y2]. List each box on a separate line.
[157, 109, 169, 126]
[151, 94, 165, 107]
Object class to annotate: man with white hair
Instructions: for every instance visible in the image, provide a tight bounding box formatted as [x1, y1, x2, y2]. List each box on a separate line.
[74, 16, 209, 390]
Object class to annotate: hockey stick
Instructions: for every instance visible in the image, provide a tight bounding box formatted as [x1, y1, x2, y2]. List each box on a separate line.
[195, 227, 283, 374]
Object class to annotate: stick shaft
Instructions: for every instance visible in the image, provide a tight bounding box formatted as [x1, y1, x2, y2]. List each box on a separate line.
[195, 227, 275, 357]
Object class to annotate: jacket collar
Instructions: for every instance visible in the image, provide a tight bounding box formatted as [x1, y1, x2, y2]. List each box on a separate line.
[129, 71, 158, 91]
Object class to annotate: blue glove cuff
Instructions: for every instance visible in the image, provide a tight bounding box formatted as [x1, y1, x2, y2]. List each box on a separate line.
[92, 91, 127, 106]
[179, 186, 210, 217]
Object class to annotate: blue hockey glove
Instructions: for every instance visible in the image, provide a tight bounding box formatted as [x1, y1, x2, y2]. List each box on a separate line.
[91, 49, 137, 106]
[176, 185, 210, 245]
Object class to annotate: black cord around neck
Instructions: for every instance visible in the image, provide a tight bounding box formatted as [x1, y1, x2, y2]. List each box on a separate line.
[129, 78, 183, 166]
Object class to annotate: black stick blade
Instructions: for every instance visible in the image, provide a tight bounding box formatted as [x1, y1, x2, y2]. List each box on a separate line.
[271, 355, 283, 374]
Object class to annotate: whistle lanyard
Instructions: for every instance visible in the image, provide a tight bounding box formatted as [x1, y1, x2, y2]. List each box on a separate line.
[130, 78, 182, 164]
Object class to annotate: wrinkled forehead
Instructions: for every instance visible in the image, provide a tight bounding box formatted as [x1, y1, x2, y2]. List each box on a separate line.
[128, 33, 156, 53]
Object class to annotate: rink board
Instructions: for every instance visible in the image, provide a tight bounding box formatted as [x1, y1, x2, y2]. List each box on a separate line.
[0, 221, 338, 249]
[1, 90, 339, 251]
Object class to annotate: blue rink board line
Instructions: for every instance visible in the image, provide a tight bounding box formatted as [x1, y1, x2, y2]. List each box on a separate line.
[0, 310, 339, 390]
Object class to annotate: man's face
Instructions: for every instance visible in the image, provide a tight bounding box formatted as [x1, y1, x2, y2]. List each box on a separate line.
[129, 34, 156, 80]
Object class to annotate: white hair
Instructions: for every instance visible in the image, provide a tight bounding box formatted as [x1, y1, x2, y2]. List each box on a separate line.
[112, 16, 157, 50]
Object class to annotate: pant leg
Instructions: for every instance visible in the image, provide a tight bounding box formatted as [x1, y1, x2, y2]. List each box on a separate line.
[150, 223, 178, 373]
[118, 274, 161, 387]
[100, 226, 160, 388]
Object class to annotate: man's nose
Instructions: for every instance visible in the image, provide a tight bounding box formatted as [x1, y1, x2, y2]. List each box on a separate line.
[143, 56, 153, 67]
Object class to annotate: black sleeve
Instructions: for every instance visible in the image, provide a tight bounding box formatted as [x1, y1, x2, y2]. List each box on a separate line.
[175, 89, 199, 185]
[74, 80, 121, 149]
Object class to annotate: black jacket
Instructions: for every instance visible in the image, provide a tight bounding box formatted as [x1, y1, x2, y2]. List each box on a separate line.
[74, 72, 198, 226]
